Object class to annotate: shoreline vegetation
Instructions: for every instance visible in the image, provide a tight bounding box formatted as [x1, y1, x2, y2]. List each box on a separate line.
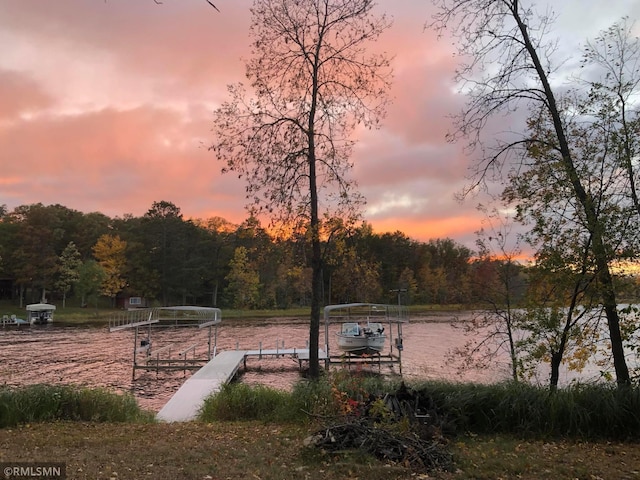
[2, 378, 640, 478]
[0, 303, 470, 327]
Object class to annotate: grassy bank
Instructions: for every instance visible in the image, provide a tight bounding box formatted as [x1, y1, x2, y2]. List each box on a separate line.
[2, 421, 640, 480]
[0, 384, 154, 427]
[4, 378, 640, 439]
[2, 380, 640, 478]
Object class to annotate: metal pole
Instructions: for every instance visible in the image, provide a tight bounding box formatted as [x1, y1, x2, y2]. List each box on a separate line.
[133, 326, 138, 381]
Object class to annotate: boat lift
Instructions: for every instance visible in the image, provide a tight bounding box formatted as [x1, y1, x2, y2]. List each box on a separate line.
[109, 306, 222, 380]
[323, 302, 408, 374]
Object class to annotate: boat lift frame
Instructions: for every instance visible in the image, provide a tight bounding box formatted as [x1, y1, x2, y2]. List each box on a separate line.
[109, 306, 222, 380]
[323, 302, 408, 375]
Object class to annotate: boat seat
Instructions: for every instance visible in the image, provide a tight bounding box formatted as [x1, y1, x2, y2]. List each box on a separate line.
[342, 324, 360, 335]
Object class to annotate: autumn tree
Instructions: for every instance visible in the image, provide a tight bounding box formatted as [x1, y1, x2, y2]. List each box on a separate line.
[421, 238, 472, 304]
[431, 0, 635, 386]
[511, 21, 640, 387]
[93, 234, 128, 306]
[56, 241, 82, 308]
[362, 230, 421, 297]
[330, 244, 382, 304]
[225, 246, 260, 309]
[212, 0, 393, 378]
[518, 248, 603, 389]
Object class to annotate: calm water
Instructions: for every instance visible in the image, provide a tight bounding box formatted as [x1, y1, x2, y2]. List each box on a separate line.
[0, 312, 615, 412]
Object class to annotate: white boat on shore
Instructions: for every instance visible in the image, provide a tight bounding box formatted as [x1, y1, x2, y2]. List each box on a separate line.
[26, 303, 56, 325]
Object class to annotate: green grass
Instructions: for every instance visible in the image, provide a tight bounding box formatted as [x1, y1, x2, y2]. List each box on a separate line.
[198, 376, 640, 441]
[0, 384, 155, 427]
[5, 378, 640, 441]
[414, 380, 640, 440]
[198, 382, 295, 422]
[199, 371, 401, 424]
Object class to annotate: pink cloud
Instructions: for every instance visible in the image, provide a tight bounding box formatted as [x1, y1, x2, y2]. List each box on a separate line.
[0, 70, 54, 119]
[3, 1, 632, 252]
[0, 0, 482, 249]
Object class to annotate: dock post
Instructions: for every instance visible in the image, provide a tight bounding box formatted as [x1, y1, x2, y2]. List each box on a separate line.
[208, 325, 212, 360]
[132, 326, 138, 381]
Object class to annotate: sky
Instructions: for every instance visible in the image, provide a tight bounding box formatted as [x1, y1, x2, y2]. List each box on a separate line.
[1, 1, 638, 252]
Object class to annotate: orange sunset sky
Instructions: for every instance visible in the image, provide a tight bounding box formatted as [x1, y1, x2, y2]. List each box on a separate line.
[1, 1, 638, 251]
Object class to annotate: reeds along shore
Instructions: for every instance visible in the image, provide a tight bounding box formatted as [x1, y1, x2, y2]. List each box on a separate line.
[4, 377, 640, 441]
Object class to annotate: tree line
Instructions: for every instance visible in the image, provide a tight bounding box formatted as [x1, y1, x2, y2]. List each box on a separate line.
[0, 200, 499, 309]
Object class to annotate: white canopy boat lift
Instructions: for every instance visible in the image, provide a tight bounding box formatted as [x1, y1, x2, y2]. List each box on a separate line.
[323, 302, 408, 374]
[26, 303, 56, 325]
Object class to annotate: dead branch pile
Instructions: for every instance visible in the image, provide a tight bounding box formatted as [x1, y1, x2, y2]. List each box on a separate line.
[309, 418, 453, 472]
[306, 382, 454, 473]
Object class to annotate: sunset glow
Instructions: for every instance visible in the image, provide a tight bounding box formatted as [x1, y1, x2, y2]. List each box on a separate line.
[0, 1, 638, 249]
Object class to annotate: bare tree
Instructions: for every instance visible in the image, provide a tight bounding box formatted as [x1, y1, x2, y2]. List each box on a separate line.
[212, 0, 392, 378]
[430, 0, 633, 386]
[450, 206, 526, 382]
[581, 17, 640, 218]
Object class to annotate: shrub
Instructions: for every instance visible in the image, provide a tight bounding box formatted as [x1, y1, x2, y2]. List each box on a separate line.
[199, 382, 292, 422]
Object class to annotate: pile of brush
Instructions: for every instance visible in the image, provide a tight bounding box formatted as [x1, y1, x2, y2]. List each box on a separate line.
[305, 382, 454, 473]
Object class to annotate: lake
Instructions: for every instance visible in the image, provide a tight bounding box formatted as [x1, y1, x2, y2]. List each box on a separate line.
[0, 311, 624, 412]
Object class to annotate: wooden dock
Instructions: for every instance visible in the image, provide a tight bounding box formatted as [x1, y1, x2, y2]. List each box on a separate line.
[156, 348, 326, 422]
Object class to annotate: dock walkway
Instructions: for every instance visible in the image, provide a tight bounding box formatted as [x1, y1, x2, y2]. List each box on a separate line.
[156, 348, 326, 422]
[156, 350, 246, 422]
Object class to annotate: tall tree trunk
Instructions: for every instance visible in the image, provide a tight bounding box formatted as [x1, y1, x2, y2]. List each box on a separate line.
[308, 130, 322, 378]
[598, 262, 630, 386]
[309, 236, 322, 379]
[549, 350, 562, 391]
[514, 8, 631, 387]
[211, 281, 218, 307]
